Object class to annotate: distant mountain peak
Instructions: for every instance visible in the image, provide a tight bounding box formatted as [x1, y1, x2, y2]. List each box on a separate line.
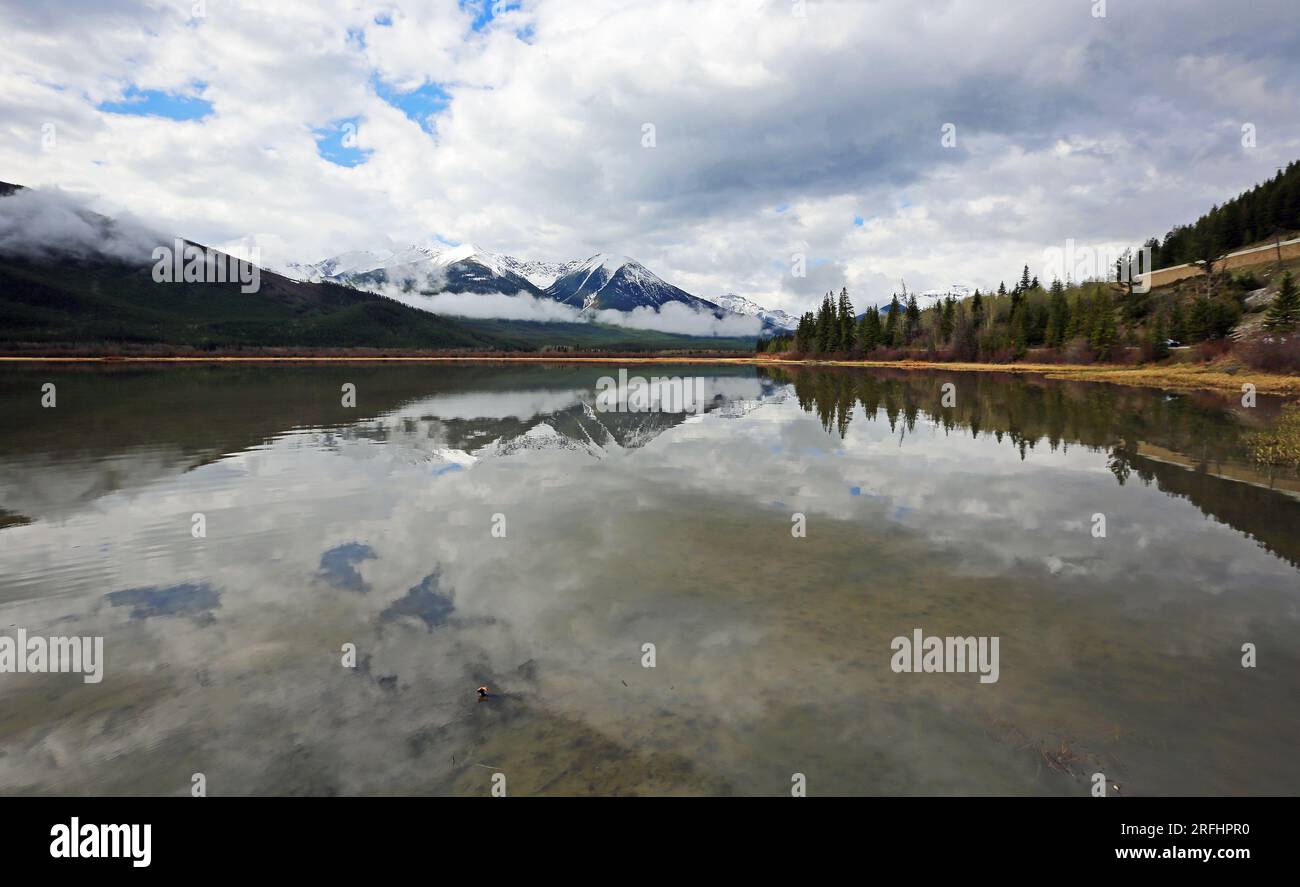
[712, 293, 798, 331]
[288, 242, 759, 326]
[544, 252, 718, 314]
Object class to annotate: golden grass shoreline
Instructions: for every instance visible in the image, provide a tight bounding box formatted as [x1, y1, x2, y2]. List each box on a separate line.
[2, 354, 1297, 397]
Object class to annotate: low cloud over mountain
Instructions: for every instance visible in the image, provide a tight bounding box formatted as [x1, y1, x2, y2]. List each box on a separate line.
[0, 185, 164, 265]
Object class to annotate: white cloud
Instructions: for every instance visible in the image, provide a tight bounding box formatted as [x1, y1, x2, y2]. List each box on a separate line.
[1, 0, 1298, 316]
[387, 288, 583, 322]
[0, 185, 163, 264]
[594, 302, 762, 337]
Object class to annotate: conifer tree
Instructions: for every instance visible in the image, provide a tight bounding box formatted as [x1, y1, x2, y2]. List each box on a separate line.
[940, 296, 956, 343]
[858, 306, 882, 352]
[815, 294, 834, 352]
[1169, 298, 1187, 343]
[883, 294, 901, 344]
[1265, 271, 1299, 332]
[795, 311, 816, 353]
[1147, 309, 1170, 360]
[1045, 279, 1069, 347]
[903, 294, 921, 343]
[837, 288, 856, 352]
[1090, 291, 1118, 359]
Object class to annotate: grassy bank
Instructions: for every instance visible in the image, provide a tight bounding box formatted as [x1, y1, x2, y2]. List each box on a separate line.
[774, 357, 1300, 397]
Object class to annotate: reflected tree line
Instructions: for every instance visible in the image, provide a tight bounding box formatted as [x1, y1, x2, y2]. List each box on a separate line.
[762, 365, 1300, 569]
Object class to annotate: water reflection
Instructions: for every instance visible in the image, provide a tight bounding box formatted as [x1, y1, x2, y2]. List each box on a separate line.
[765, 365, 1300, 568]
[0, 364, 1297, 796]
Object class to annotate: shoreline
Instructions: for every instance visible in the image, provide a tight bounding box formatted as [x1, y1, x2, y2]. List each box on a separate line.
[2, 354, 1297, 398]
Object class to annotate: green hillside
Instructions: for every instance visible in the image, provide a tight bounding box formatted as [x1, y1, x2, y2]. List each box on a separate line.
[0, 254, 756, 354]
[0, 253, 516, 352]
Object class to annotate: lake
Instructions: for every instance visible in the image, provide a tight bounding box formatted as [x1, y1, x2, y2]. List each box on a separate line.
[1, 362, 1298, 796]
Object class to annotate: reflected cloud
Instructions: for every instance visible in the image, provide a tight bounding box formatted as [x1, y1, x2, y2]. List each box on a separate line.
[1, 364, 1298, 796]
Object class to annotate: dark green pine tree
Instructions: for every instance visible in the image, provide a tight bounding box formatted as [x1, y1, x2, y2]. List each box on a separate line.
[940, 296, 956, 343]
[837, 287, 856, 352]
[1011, 305, 1029, 358]
[826, 293, 842, 352]
[1044, 279, 1069, 347]
[883, 294, 901, 344]
[1265, 272, 1299, 332]
[1188, 294, 1215, 341]
[795, 311, 816, 353]
[970, 289, 984, 330]
[1090, 291, 1118, 359]
[814, 296, 833, 353]
[903, 294, 921, 343]
[1169, 298, 1187, 343]
[858, 306, 882, 352]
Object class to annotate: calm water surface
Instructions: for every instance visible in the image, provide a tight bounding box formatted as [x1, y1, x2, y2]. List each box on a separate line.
[1, 363, 1298, 795]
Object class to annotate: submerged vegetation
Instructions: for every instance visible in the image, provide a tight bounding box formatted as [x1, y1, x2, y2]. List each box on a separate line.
[1247, 404, 1300, 466]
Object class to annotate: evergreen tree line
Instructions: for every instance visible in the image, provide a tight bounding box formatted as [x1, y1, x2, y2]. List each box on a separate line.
[1144, 160, 1300, 270]
[759, 267, 1299, 363]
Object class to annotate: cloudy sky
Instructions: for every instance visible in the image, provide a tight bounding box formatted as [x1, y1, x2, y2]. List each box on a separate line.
[1, 0, 1298, 313]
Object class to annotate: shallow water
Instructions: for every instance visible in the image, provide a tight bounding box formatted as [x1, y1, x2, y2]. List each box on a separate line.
[1, 363, 1297, 796]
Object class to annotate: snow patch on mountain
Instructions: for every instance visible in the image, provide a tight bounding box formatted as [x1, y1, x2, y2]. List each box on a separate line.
[288, 243, 767, 336]
[712, 293, 798, 331]
[913, 284, 973, 303]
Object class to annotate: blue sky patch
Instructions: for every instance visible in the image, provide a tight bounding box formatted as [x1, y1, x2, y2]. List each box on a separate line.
[97, 84, 212, 120]
[375, 78, 449, 134]
[462, 0, 521, 32]
[314, 116, 372, 167]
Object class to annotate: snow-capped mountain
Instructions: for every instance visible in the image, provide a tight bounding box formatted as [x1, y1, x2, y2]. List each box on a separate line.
[544, 253, 721, 314]
[494, 256, 583, 289]
[288, 245, 780, 327]
[711, 294, 798, 331]
[913, 284, 973, 304]
[286, 243, 547, 296]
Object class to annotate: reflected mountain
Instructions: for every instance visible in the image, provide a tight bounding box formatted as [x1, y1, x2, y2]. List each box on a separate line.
[3, 362, 1298, 570]
[3, 361, 1300, 797]
[0, 364, 775, 520]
